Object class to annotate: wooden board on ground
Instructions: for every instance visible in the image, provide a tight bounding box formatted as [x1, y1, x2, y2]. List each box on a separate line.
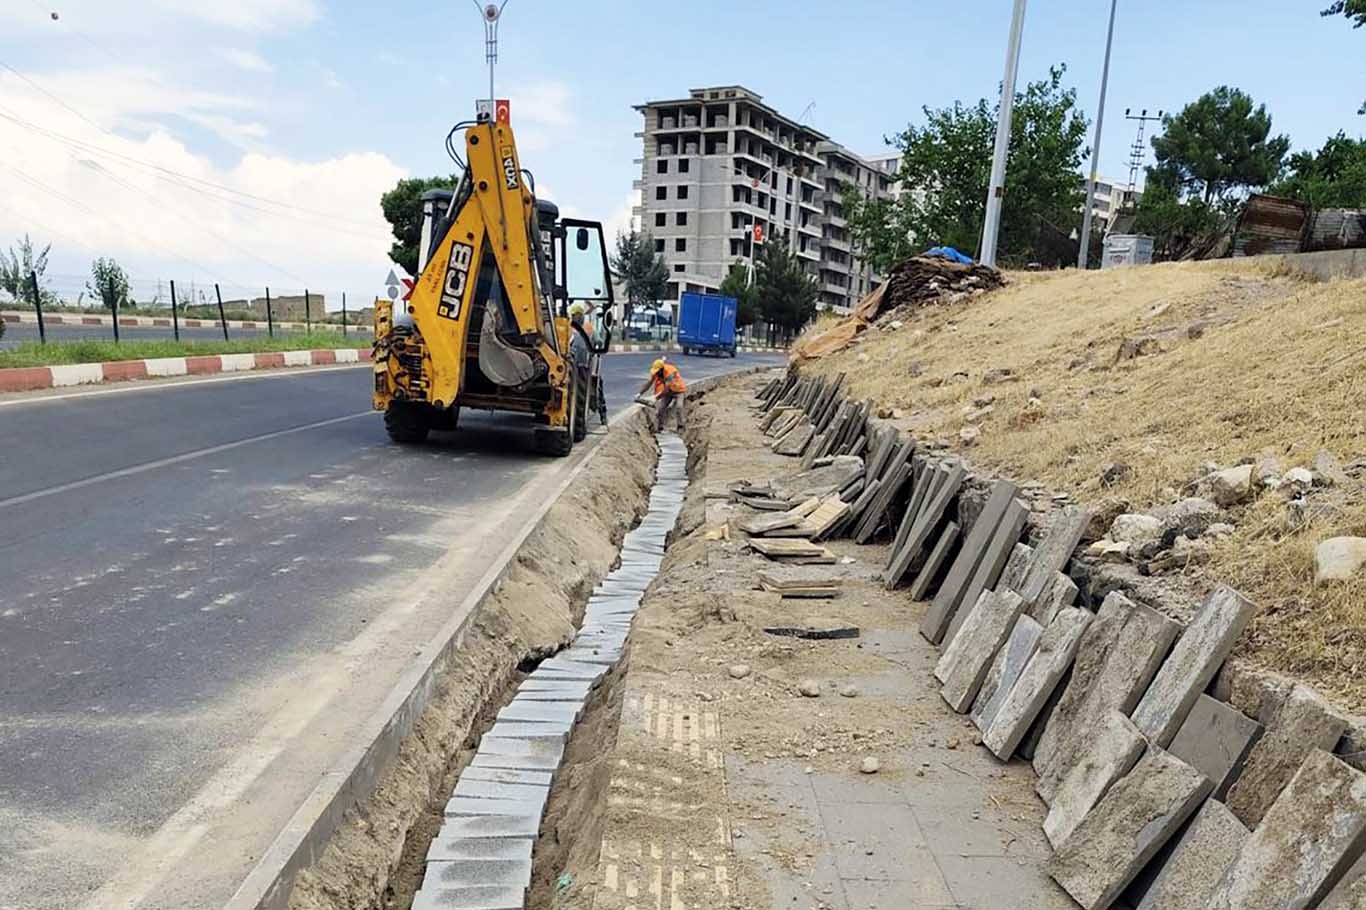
[748, 538, 836, 558]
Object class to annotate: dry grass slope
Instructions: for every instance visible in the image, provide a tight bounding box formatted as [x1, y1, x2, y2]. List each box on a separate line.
[802, 258, 1366, 708]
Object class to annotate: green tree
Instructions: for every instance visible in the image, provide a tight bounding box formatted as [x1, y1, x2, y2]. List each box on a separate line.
[86, 257, 131, 312]
[753, 242, 817, 338]
[718, 262, 758, 328]
[1270, 132, 1366, 208]
[846, 65, 1089, 271]
[1324, 0, 1366, 23]
[1132, 164, 1221, 260]
[1323, 1, 1366, 112]
[0, 234, 52, 309]
[380, 176, 453, 276]
[610, 229, 668, 327]
[1151, 87, 1290, 205]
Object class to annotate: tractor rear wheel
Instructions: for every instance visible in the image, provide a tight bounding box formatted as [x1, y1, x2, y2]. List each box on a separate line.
[384, 402, 430, 444]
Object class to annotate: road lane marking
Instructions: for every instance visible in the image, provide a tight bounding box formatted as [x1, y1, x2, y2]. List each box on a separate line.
[0, 362, 369, 408]
[0, 411, 373, 510]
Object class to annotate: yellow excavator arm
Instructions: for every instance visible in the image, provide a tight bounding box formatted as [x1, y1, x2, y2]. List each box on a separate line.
[372, 114, 615, 456]
[407, 119, 567, 409]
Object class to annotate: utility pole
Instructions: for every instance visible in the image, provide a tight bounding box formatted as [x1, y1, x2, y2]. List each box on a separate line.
[1079, 0, 1119, 269]
[980, 0, 1029, 268]
[475, 1, 508, 102]
[1125, 108, 1164, 195]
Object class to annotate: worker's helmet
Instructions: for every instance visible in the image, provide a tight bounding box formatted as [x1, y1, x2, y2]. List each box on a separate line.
[651, 358, 665, 373]
[568, 301, 588, 319]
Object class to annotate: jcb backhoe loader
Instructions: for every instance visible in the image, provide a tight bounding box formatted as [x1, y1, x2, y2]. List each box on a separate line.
[372, 113, 614, 455]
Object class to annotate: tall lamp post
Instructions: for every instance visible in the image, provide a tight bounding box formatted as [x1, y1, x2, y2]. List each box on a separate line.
[979, 0, 1028, 267]
[1078, 0, 1119, 269]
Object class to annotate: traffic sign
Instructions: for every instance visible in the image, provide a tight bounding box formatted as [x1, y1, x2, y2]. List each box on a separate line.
[384, 268, 400, 300]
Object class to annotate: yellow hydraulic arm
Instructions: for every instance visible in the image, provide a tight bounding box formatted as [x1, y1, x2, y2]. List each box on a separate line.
[403, 119, 569, 417]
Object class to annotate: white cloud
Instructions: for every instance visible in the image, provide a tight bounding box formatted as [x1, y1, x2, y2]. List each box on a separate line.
[603, 190, 639, 243]
[185, 113, 270, 148]
[151, 0, 319, 31]
[0, 65, 404, 297]
[219, 48, 275, 73]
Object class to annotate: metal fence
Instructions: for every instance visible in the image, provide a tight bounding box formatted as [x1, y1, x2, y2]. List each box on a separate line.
[2, 271, 376, 345]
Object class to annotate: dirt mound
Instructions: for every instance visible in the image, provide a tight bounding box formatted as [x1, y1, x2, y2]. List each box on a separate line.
[798, 255, 1366, 710]
[793, 255, 1005, 362]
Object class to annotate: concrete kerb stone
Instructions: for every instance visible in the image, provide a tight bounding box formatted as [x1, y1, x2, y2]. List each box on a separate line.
[922, 479, 1020, 641]
[1134, 799, 1247, 910]
[1047, 747, 1212, 910]
[444, 796, 548, 818]
[469, 751, 563, 773]
[1043, 710, 1146, 848]
[983, 606, 1093, 760]
[461, 767, 555, 788]
[1034, 592, 1180, 803]
[936, 589, 1026, 713]
[452, 778, 552, 803]
[1166, 693, 1263, 802]
[420, 858, 533, 890]
[220, 405, 664, 910]
[1224, 682, 1350, 827]
[423, 835, 535, 864]
[945, 498, 1029, 646]
[410, 883, 525, 910]
[1208, 750, 1366, 909]
[1130, 585, 1257, 749]
[971, 615, 1043, 733]
[410, 422, 701, 910]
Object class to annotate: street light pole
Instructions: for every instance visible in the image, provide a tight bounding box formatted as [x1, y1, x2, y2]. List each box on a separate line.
[979, 0, 1028, 268]
[1078, 0, 1119, 269]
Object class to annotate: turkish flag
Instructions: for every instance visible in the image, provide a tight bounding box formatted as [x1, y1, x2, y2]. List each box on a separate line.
[753, 224, 764, 244]
[495, 99, 511, 124]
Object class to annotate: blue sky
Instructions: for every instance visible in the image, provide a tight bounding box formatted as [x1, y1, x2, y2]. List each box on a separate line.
[0, 0, 1361, 303]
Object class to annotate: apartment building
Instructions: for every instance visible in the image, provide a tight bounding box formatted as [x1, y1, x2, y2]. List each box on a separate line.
[633, 85, 891, 313]
[1083, 175, 1139, 233]
[816, 141, 892, 310]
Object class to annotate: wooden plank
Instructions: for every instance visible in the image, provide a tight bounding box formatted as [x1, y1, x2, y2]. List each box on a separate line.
[908, 520, 961, 601]
[885, 462, 965, 590]
[921, 479, 1020, 644]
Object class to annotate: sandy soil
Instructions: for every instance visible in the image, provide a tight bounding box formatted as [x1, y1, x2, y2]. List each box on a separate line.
[287, 416, 657, 910]
[799, 258, 1366, 709]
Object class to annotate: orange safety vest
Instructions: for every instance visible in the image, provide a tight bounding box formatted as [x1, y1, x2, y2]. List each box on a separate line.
[652, 363, 687, 396]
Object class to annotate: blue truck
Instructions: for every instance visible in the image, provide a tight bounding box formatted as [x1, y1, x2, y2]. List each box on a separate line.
[677, 291, 738, 357]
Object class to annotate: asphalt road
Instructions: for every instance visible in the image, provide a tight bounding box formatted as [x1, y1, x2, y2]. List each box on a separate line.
[1, 320, 360, 349]
[0, 350, 782, 910]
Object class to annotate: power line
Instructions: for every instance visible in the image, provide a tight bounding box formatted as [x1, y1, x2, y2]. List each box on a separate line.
[0, 57, 381, 229]
[0, 158, 227, 278]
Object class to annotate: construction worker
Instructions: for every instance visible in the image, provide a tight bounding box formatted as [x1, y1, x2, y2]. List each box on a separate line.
[637, 357, 687, 431]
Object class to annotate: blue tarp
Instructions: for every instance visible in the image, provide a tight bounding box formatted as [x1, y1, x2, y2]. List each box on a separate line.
[922, 246, 974, 264]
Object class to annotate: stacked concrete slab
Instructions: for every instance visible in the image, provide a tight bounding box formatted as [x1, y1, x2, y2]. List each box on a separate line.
[409, 434, 689, 910]
[754, 369, 1366, 910]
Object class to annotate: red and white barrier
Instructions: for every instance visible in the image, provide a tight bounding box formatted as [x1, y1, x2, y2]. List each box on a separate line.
[0, 310, 367, 333]
[0, 348, 370, 393]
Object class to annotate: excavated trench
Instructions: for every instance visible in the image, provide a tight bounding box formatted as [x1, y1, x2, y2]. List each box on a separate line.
[282, 413, 689, 910]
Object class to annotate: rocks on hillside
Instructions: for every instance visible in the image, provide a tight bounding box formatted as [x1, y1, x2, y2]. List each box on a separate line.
[1110, 514, 1163, 544]
[1205, 465, 1256, 507]
[1314, 537, 1366, 585]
